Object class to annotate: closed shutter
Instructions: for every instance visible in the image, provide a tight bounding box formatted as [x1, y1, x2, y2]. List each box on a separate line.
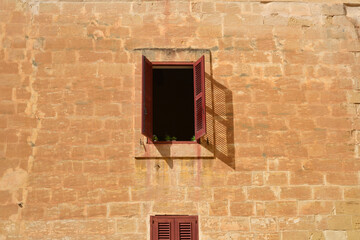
[142, 55, 153, 139]
[151, 216, 175, 240]
[175, 216, 198, 240]
[151, 216, 198, 240]
[193, 56, 206, 140]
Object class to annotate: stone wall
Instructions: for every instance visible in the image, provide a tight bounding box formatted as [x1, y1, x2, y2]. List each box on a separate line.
[0, 0, 360, 239]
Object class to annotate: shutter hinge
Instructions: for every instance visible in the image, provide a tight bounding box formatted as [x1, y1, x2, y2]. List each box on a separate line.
[144, 107, 147, 115]
[152, 220, 154, 224]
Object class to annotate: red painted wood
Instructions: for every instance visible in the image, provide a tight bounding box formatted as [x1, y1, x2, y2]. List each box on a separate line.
[152, 62, 193, 66]
[151, 216, 156, 240]
[142, 55, 153, 139]
[151, 216, 198, 240]
[175, 216, 198, 240]
[151, 216, 175, 240]
[193, 56, 206, 140]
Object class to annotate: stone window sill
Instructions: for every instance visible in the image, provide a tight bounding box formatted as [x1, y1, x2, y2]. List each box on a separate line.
[135, 141, 214, 159]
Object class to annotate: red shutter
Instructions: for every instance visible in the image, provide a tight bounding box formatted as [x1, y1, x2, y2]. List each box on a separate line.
[193, 56, 206, 140]
[175, 216, 198, 240]
[151, 216, 175, 240]
[142, 55, 153, 139]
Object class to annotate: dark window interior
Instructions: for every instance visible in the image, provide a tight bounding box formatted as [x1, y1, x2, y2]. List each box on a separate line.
[153, 68, 194, 141]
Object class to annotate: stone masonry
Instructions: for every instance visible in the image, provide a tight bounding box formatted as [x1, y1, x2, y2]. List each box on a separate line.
[0, 0, 360, 239]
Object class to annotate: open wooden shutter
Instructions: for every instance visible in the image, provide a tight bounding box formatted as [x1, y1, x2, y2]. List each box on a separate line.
[142, 55, 153, 139]
[175, 216, 198, 240]
[193, 56, 206, 140]
[151, 216, 175, 240]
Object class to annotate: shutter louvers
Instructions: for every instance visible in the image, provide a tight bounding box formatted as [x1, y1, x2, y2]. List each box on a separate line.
[151, 216, 175, 240]
[175, 216, 198, 240]
[193, 56, 206, 140]
[179, 223, 191, 239]
[159, 222, 171, 239]
[142, 55, 153, 139]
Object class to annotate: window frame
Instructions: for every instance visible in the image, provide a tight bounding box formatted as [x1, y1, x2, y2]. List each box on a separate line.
[142, 56, 206, 144]
[150, 215, 199, 240]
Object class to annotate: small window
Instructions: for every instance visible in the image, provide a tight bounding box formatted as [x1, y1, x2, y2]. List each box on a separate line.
[142, 56, 206, 143]
[150, 215, 198, 240]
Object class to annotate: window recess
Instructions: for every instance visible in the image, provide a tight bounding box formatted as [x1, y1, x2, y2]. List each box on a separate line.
[142, 55, 206, 143]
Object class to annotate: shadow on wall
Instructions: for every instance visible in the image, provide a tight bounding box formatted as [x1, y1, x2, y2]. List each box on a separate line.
[201, 70, 235, 170]
[152, 50, 236, 170]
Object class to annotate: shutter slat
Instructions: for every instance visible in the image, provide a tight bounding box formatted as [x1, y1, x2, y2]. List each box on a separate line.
[195, 63, 202, 95]
[196, 98, 203, 131]
[158, 222, 171, 239]
[179, 222, 192, 240]
[193, 56, 206, 140]
[142, 55, 153, 139]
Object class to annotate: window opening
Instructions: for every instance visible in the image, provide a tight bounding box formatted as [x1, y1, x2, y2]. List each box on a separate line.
[153, 68, 194, 141]
[142, 56, 206, 143]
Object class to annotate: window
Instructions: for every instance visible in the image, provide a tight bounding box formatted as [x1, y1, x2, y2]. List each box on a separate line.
[150, 215, 198, 240]
[142, 55, 206, 143]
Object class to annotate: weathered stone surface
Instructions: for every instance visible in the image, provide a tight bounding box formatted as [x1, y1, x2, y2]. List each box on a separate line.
[324, 231, 347, 240]
[0, 0, 359, 239]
